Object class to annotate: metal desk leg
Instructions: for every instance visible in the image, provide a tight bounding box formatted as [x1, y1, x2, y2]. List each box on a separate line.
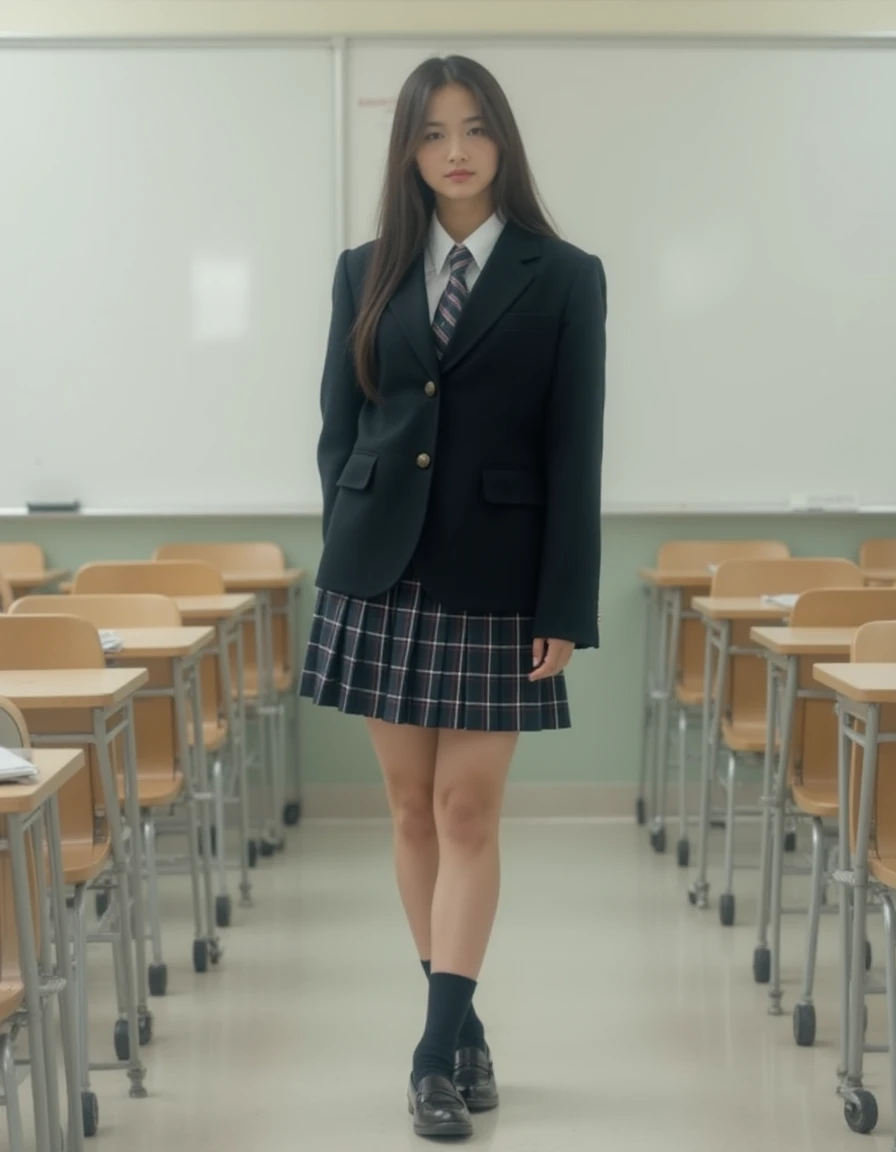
[188, 663, 221, 967]
[91, 710, 147, 1098]
[636, 585, 659, 826]
[7, 813, 53, 1152]
[836, 704, 853, 1082]
[44, 796, 86, 1152]
[647, 589, 669, 826]
[651, 588, 682, 853]
[209, 635, 234, 918]
[768, 656, 798, 1014]
[172, 661, 208, 963]
[841, 705, 880, 1120]
[690, 620, 729, 909]
[122, 700, 150, 1028]
[753, 654, 779, 983]
[30, 813, 63, 1152]
[233, 622, 253, 905]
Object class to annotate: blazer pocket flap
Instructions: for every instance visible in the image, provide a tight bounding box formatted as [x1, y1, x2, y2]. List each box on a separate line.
[336, 451, 377, 491]
[482, 468, 546, 507]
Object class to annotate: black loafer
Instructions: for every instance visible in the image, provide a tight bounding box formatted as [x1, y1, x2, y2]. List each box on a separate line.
[453, 1046, 499, 1112]
[407, 1073, 473, 1139]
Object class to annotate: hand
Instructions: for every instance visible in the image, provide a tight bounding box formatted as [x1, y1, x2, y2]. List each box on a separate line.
[529, 637, 575, 681]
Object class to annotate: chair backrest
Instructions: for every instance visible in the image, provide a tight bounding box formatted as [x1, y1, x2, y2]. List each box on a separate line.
[0, 698, 29, 750]
[154, 542, 293, 680]
[10, 593, 181, 628]
[0, 616, 113, 854]
[789, 592, 896, 801]
[859, 538, 896, 570]
[0, 542, 44, 573]
[659, 540, 790, 702]
[849, 622, 896, 861]
[710, 559, 863, 730]
[0, 574, 12, 613]
[73, 560, 224, 596]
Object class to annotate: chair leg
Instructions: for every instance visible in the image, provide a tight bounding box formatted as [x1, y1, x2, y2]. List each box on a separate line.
[0, 1033, 25, 1152]
[792, 818, 827, 1045]
[73, 885, 92, 1096]
[143, 814, 164, 968]
[676, 708, 690, 865]
[718, 751, 738, 925]
[881, 894, 896, 1142]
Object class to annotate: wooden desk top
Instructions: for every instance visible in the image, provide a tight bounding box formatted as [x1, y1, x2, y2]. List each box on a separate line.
[6, 569, 70, 593]
[862, 569, 896, 586]
[692, 596, 792, 622]
[638, 567, 713, 589]
[751, 626, 857, 656]
[220, 569, 305, 592]
[105, 627, 215, 659]
[814, 663, 896, 704]
[0, 668, 148, 709]
[172, 594, 255, 623]
[0, 749, 85, 814]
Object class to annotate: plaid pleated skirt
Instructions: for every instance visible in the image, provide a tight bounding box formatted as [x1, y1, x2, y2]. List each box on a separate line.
[300, 578, 570, 732]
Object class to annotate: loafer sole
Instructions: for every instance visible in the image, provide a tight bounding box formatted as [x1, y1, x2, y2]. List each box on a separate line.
[462, 1093, 499, 1114]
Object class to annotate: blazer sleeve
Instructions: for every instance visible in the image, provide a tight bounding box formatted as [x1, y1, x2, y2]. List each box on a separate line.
[317, 250, 364, 539]
[532, 254, 607, 649]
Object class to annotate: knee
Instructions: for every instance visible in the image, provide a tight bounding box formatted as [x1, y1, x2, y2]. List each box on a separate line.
[436, 792, 495, 853]
[393, 794, 437, 847]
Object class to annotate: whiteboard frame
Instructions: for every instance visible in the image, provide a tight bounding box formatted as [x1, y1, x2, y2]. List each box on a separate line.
[2, 31, 894, 518]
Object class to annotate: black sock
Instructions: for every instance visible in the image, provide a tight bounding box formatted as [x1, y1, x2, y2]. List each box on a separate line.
[413, 972, 477, 1084]
[420, 960, 486, 1051]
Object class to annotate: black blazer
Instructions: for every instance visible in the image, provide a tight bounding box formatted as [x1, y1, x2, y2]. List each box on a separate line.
[315, 221, 607, 649]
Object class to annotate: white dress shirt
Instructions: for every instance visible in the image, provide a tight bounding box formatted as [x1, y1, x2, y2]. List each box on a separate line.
[424, 212, 506, 322]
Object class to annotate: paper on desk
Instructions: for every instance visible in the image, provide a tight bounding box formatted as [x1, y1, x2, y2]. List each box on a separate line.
[0, 747, 39, 783]
[761, 593, 799, 609]
[99, 630, 123, 654]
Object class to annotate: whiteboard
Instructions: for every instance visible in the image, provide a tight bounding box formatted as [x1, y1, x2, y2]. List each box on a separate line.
[0, 44, 334, 512]
[2, 39, 896, 513]
[349, 40, 896, 512]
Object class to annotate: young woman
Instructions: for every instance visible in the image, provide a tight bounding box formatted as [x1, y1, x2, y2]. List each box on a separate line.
[301, 55, 606, 1140]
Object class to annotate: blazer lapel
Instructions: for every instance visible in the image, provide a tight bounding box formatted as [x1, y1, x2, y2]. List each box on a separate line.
[440, 224, 541, 374]
[387, 255, 441, 382]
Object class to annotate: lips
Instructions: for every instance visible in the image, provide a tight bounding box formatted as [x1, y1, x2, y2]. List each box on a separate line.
[447, 170, 473, 180]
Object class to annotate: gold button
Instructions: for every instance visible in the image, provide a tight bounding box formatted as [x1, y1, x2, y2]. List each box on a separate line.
[424, 381, 437, 397]
[416, 453, 431, 469]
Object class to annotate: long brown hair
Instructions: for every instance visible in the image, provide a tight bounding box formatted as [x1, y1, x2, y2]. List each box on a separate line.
[353, 55, 556, 399]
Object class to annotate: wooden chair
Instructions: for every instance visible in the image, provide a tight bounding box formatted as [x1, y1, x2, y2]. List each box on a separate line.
[0, 699, 33, 1152]
[153, 542, 299, 839]
[653, 540, 790, 867]
[0, 615, 129, 1120]
[0, 543, 44, 573]
[706, 558, 863, 923]
[10, 595, 192, 990]
[860, 539, 896, 585]
[0, 574, 13, 613]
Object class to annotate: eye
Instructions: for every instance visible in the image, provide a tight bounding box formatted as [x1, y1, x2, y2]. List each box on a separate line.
[469, 126, 487, 136]
[424, 131, 443, 142]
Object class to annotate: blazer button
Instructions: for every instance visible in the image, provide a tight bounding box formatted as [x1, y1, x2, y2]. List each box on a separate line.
[416, 453, 431, 469]
[424, 380, 437, 397]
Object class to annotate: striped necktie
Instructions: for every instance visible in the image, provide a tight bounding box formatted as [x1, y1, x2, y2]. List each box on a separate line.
[432, 244, 474, 358]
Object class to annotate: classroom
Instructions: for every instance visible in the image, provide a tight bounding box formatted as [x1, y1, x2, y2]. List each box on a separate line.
[1, 1, 896, 1149]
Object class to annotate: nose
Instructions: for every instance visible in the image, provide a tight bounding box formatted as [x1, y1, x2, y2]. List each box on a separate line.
[446, 133, 469, 164]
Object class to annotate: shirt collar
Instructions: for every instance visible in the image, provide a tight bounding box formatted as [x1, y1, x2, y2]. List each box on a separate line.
[427, 212, 506, 276]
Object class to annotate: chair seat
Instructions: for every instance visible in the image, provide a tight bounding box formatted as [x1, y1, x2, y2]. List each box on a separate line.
[234, 667, 293, 699]
[62, 838, 111, 886]
[722, 716, 769, 752]
[791, 780, 838, 818]
[675, 685, 703, 707]
[0, 982, 25, 1021]
[870, 854, 896, 889]
[116, 771, 185, 809]
[187, 719, 228, 751]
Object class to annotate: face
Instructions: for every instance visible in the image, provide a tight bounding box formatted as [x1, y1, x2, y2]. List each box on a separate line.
[414, 83, 500, 206]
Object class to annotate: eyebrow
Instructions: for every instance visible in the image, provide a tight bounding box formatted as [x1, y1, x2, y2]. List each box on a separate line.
[425, 115, 484, 127]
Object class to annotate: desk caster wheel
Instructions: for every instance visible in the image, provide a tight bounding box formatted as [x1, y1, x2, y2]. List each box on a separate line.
[719, 894, 735, 927]
[193, 939, 209, 974]
[114, 1019, 130, 1062]
[259, 839, 276, 858]
[216, 894, 232, 928]
[283, 800, 301, 827]
[95, 891, 109, 919]
[149, 963, 167, 997]
[636, 798, 646, 826]
[753, 946, 771, 985]
[82, 1091, 98, 1138]
[248, 839, 258, 868]
[138, 1012, 152, 1046]
[793, 1002, 816, 1047]
[650, 827, 666, 854]
[784, 830, 797, 853]
[844, 1090, 878, 1135]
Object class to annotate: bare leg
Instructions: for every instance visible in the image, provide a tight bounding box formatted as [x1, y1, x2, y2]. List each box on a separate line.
[366, 719, 439, 960]
[431, 729, 517, 978]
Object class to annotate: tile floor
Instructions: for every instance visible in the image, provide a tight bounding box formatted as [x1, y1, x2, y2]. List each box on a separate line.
[34, 819, 896, 1151]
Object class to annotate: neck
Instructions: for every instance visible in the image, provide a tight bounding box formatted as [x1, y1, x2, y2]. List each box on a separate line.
[434, 193, 495, 244]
